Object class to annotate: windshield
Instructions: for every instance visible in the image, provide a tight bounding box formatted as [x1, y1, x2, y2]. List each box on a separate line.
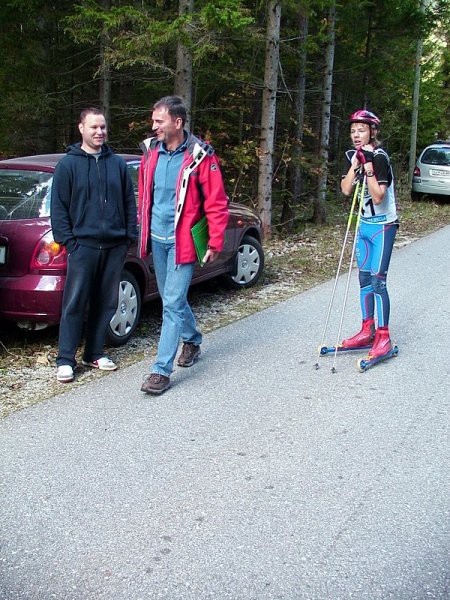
[421, 147, 450, 167]
[0, 169, 53, 220]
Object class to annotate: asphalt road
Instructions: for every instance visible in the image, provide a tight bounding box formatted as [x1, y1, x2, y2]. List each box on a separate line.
[1, 226, 449, 600]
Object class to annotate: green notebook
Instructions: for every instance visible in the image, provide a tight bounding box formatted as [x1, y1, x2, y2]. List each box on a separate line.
[191, 215, 209, 266]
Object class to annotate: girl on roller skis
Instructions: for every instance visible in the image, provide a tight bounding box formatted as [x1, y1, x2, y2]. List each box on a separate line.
[340, 109, 398, 362]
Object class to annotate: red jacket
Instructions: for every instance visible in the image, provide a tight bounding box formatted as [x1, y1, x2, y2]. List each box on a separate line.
[138, 133, 229, 264]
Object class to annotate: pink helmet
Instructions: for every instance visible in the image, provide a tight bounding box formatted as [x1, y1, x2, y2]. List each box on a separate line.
[349, 109, 381, 128]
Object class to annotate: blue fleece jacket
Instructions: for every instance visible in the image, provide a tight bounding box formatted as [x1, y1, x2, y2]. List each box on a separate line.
[50, 143, 137, 252]
[150, 136, 187, 243]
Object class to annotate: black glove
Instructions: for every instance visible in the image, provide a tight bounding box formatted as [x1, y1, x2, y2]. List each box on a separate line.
[356, 148, 374, 164]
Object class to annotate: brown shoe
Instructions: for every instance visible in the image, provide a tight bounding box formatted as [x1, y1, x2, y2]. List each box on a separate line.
[177, 342, 201, 367]
[140, 373, 170, 395]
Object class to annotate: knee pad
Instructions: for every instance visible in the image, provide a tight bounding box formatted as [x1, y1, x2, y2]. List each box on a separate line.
[359, 270, 372, 289]
[371, 274, 387, 295]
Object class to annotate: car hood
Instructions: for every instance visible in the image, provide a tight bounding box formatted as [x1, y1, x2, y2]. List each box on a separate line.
[0, 219, 52, 277]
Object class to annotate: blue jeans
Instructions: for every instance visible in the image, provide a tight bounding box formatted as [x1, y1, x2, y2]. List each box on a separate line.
[151, 240, 202, 376]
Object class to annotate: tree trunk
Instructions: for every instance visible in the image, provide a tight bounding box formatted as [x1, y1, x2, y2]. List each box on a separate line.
[281, 8, 308, 231]
[408, 0, 429, 182]
[362, 12, 373, 108]
[175, 0, 193, 130]
[99, 0, 112, 124]
[334, 89, 343, 197]
[315, 1, 336, 225]
[440, 34, 450, 140]
[257, 0, 281, 238]
[408, 36, 423, 183]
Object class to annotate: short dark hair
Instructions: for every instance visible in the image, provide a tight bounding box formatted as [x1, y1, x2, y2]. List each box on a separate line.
[79, 107, 105, 124]
[153, 96, 187, 126]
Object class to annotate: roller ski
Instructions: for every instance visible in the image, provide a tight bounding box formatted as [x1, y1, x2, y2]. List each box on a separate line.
[318, 318, 374, 356]
[318, 343, 372, 356]
[356, 327, 399, 372]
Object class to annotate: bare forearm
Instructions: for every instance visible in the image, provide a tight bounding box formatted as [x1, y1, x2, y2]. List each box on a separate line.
[341, 166, 356, 196]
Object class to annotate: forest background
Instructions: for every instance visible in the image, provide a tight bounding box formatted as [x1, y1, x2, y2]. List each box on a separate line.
[1, 0, 449, 235]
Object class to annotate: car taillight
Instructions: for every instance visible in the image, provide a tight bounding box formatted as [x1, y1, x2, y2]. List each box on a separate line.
[30, 231, 67, 270]
[413, 166, 421, 177]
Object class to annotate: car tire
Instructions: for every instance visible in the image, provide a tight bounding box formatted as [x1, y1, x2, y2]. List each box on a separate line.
[223, 235, 264, 289]
[411, 191, 423, 201]
[106, 270, 142, 346]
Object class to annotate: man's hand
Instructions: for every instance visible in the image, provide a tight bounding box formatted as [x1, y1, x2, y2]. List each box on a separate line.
[202, 249, 219, 265]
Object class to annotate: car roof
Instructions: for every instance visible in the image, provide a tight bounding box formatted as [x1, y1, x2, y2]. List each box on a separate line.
[424, 141, 450, 148]
[0, 153, 141, 171]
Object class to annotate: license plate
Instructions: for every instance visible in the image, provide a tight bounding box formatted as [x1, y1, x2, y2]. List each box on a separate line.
[430, 169, 449, 177]
[0, 246, 5, 264]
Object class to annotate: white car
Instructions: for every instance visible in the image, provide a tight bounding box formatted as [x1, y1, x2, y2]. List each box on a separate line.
[412, 141, 450, 200]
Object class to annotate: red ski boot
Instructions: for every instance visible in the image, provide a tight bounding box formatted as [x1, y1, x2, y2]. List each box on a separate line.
[341, 318, 375, 349]
[368, 326, 392, 359]
[357, 326, 398, 371]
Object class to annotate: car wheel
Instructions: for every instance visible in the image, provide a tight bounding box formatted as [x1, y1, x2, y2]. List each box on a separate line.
[411, 191, 423, 201]
[224, 235, 264, 289]
[106, 270, 142, 346]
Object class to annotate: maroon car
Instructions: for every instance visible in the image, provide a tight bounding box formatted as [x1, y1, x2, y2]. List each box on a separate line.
[0, 154, 264, 345]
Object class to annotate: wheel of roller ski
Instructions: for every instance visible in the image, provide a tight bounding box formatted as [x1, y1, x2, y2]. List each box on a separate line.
[356, 345, 399, 372]
[356, 358, 367, 373]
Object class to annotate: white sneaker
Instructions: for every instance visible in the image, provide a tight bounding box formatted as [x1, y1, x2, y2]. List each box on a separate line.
[82, 356, 117, 371]
[57, 365, 74, 383]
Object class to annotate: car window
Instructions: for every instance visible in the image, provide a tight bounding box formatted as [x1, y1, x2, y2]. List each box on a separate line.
[421, 147, 450, 166]
[126, 161, 140, 197]
[0, 170, 53, 220]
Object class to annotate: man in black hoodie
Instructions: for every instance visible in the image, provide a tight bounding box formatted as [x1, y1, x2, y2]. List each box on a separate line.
[51, 108, 137, 383]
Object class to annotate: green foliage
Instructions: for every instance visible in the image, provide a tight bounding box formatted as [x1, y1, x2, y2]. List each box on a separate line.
[0, 0, 448, 228]
[64, 0, 254, 71]
[0, 0, 78, 155]
[199, 0, 254, 29]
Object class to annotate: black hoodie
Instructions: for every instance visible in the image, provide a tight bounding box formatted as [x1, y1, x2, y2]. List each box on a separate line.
[50, 143, 137, 252]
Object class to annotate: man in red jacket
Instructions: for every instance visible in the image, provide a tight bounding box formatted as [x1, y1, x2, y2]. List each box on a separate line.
[138, 96, 229, 395]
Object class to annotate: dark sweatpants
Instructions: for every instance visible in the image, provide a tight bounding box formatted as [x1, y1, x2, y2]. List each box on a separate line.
[56, 243, 127, 367]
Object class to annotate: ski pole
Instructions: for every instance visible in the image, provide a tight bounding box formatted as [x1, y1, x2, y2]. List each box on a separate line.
[314, 179, 361, 369]
[330, 175, 366, 373]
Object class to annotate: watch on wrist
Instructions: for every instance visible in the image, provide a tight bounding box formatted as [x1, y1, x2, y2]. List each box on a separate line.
[366, 170, 374, 177]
